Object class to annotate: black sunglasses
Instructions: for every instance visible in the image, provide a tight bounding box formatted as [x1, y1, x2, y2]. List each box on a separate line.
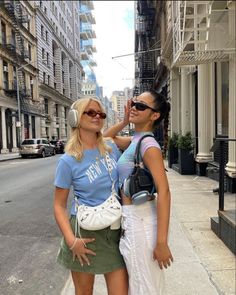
[83, 109, 107, 119]
[131, 100, 158, 112]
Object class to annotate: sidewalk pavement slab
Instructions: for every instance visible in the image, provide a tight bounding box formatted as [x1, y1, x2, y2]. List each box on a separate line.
[60, 167, 235, 295]
[0, 153, 21, 162]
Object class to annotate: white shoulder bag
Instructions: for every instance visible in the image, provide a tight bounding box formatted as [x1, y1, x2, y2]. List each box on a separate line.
[75, 152, 122, 232]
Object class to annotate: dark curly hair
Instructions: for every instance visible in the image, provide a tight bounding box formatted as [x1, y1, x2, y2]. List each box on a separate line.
[147, 89, 171, 158]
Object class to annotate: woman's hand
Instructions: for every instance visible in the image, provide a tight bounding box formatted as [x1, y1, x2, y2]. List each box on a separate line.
[70, 238, 96, 266]
[153, 242, 173, 269]
[123, 99, 132, 125]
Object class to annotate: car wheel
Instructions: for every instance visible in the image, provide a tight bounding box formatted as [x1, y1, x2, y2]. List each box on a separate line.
[21, 155, 27, 159]
[41, 150, 46, 158]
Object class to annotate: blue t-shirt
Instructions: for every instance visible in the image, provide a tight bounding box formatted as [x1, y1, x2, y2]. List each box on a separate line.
[54, 141, 121, 215]
[117, 132, 160, 188]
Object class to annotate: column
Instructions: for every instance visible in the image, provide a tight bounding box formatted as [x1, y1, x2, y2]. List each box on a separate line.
[29, 115, 32, 138]
[196, 63, 213, 175]
[11, 117, 18, 152]
[1, 107, 9, 153]
[63, 57, 70, 98]
[71, 64, 77, 100]
[180, 67, 190, 134]
[59, 105, 66, 139]
[35, 116, 41, 138]
[55, 47, 63, 93]
[225, 0, 236, 191]
[170, 68, 180, 135]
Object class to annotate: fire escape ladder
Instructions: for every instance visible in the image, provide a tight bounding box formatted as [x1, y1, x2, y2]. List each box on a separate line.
[135, 1, 156, 93]
[172, 0, 234, 66]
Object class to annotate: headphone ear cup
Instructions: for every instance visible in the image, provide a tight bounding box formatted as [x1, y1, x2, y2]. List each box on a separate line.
[68, 109, 78, 128]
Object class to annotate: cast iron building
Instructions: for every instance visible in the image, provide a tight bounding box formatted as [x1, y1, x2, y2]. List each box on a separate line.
[0, 0, 40, 152]
[134, 0, 236, 191]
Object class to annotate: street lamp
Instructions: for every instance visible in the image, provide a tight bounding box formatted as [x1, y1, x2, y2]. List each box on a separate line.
[15, 59, 45, 146]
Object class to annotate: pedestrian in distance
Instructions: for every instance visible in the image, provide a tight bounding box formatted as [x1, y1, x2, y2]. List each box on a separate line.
[53, 97, 128, 295]
[103, 90, 173, 295]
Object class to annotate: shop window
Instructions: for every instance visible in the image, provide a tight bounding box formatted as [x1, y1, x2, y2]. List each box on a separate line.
[216, 62, 229, 136]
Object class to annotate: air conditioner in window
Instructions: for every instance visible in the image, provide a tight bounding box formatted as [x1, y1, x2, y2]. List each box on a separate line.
[3, 66, 8, 72]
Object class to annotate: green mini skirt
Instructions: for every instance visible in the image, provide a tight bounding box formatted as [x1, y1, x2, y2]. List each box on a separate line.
[56, 216, 126, 274]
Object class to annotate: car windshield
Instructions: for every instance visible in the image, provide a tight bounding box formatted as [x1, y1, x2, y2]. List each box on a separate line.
[22, 139, 36, 145]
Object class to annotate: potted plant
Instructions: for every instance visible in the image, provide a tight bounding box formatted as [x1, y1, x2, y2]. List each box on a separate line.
[167, 132, 179, 168]
[177, 132, 195, 175]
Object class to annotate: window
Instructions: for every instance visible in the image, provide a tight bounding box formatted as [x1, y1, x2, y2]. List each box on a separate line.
[11, 30, 16, 47]
[48, 75, 50, 85]
[42, 48, 45, 59]
[41, 25, 44, 38]
[30, 76, 33, 97]
[53, 63, 56, 76]
[3, 61, 9, 89]
[44, 98, 49, 114]
[1, 22, 6, 45]
[216, 62, 229, 136]
[43, 72, 46, 83]
[45, 31, 48, 42]
[55, 104, 59, 117]
[28, 43, 32, 61]
[46, 52, 49, 65]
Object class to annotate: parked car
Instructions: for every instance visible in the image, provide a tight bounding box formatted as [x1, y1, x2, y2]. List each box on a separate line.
[19, 138, 56, 158]
[50, 139, 66, 154]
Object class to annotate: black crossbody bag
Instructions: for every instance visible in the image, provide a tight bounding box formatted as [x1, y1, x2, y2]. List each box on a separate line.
[123, 134, 157, 204]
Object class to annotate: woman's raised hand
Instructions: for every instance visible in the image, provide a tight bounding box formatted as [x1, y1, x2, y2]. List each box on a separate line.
[123, 99, 132, 125]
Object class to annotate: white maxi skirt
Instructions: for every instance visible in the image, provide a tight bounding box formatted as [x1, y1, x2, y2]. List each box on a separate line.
[119, 200, 165, 295]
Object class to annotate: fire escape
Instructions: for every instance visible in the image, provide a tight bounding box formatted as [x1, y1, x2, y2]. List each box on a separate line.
[172, 0, 235, 67]
[134, 1, 156, 95]
[0, 0, 42, 116]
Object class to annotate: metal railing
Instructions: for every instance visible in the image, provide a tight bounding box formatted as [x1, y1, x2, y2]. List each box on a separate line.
[211, 138, 236, 211]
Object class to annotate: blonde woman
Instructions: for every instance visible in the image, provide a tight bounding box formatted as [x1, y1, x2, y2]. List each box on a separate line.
[54, 98, 128, 295]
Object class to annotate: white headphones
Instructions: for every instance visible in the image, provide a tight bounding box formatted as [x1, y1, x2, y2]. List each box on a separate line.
[68, 102, 79, 128]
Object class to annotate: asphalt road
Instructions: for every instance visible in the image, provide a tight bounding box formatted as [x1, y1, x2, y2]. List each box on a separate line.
[0, 155, 69, 295]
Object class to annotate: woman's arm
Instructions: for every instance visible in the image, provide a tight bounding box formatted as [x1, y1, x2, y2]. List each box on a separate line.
[54, 187, 96, 266]
[103, 101, 132, 150]
[143, 147, 173, 269]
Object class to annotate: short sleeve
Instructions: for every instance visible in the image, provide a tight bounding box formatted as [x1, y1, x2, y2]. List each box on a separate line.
[140, 137, 161, 158]
[108, 140, 122, 161]
[54, 158, 72, 189]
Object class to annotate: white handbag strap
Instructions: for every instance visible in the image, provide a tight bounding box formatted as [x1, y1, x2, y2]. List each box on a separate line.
[105, 152, 116, 194]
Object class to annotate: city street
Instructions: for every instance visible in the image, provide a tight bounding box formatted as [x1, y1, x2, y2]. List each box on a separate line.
[0, 155, 67, 295]
[0, 156, 235, 295]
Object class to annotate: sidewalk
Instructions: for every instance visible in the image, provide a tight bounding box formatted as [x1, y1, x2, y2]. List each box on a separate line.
[62, 167, 235, 294]
[0, 152, 21, 162]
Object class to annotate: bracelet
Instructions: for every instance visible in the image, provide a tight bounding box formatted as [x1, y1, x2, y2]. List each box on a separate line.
[69, 238, 78, 250]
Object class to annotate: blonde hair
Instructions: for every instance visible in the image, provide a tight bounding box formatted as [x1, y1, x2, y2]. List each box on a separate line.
[65, 97, 111, 160]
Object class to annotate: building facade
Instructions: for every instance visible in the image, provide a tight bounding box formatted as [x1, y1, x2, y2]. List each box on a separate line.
[0, 0, 40, 153]
[135, 0, 236, 192]
[35, 0, 84, 141]
[0, 0, 96, 152]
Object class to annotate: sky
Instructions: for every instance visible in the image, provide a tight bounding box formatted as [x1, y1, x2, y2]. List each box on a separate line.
[93, 1, 135, 98]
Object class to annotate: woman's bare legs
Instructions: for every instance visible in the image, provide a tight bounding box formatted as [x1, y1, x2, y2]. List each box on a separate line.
[71, 271, 95, 295]
[104, 268, 129, 295]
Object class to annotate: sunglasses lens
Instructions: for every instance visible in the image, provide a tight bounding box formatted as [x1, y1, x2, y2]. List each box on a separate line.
[135, 103, 147, 111]
[85, 110, 106, 119]
[87, 110, 97, 117]
[100, 113, 106, 119]
[131, 101, 147, 111]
